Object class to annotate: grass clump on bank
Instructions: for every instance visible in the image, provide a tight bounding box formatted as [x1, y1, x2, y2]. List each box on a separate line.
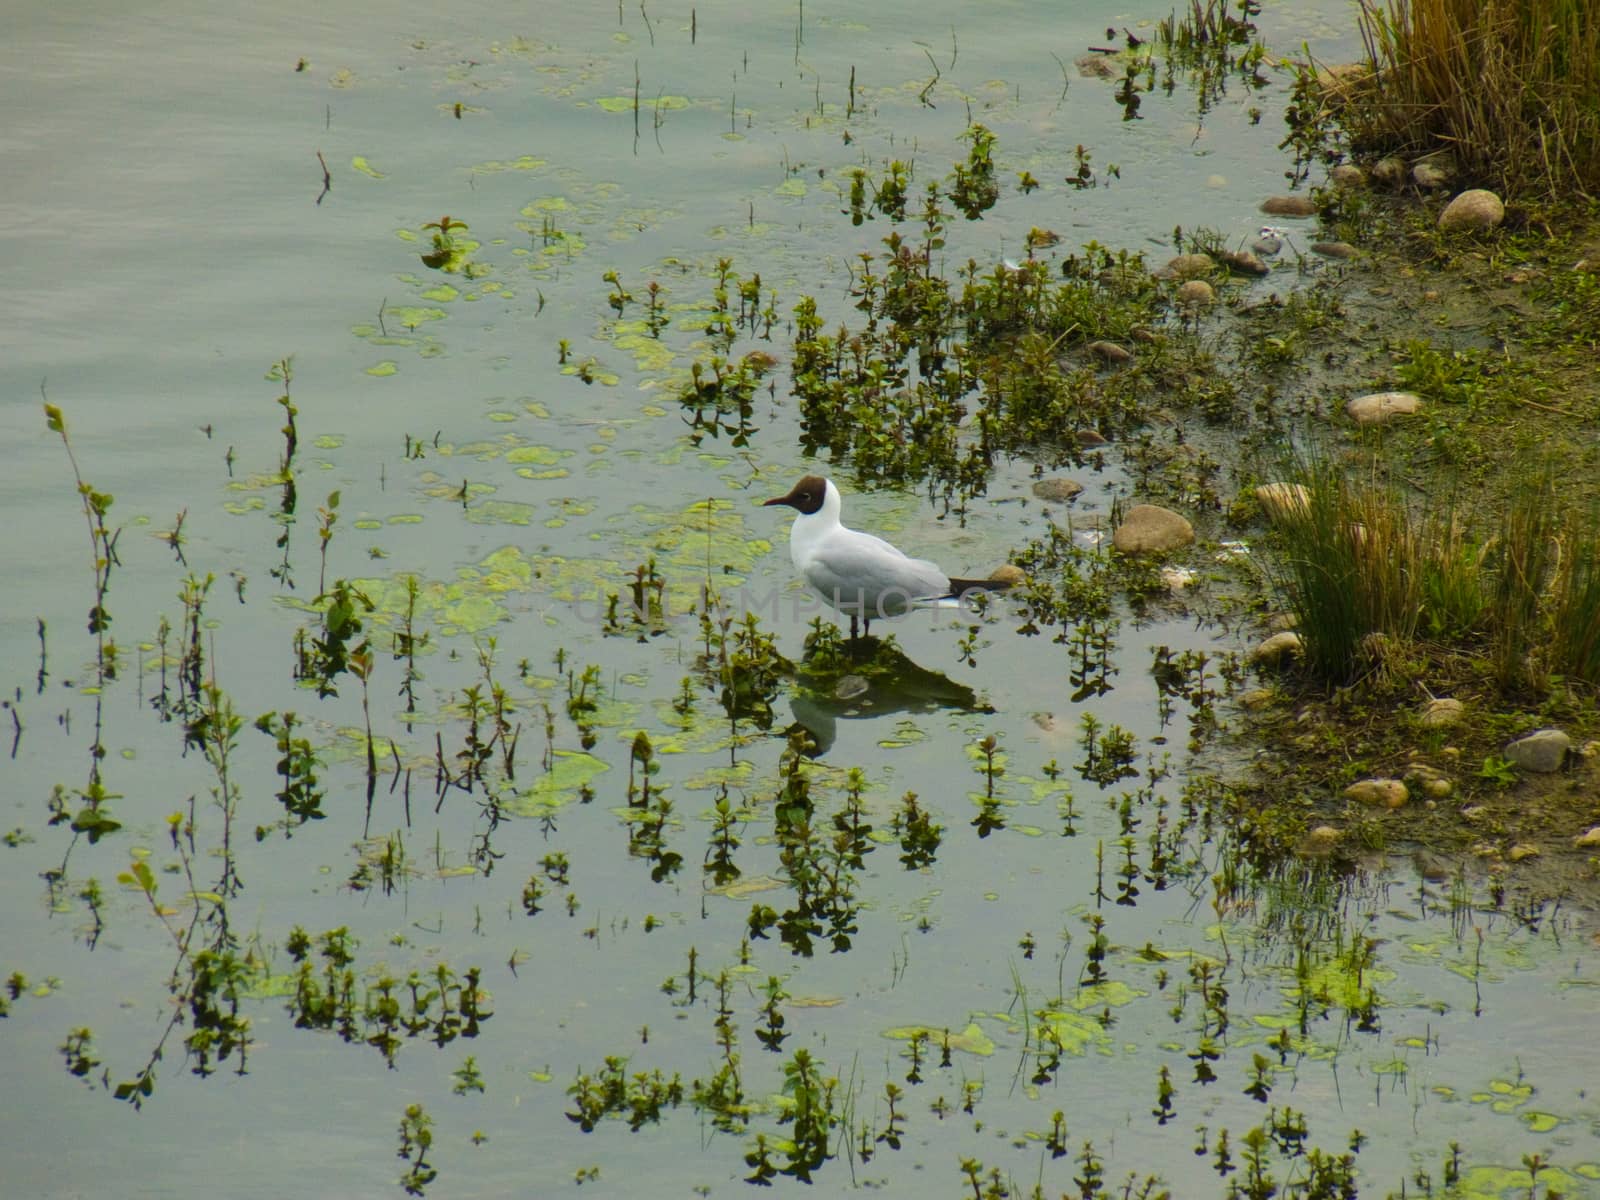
[1271, 457, 1600, 695]
[1346, 0, 1600, 197]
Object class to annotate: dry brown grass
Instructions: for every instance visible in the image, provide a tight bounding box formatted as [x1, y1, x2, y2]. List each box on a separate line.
[1346, 0, 1600, 198]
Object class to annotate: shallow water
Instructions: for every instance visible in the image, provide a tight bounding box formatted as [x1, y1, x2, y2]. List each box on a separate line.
[4, 2, 1598, 1197]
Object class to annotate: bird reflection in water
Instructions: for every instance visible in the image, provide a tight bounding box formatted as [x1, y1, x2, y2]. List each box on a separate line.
[784, 632, 993, 757]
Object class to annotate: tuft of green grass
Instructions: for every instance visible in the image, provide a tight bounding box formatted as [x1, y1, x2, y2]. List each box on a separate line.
[1269, 457, 1422, 683]
[1485, 464, 1558, 691]
[1547, 507, 1600, 686]
[1348, 0, 1600, 198]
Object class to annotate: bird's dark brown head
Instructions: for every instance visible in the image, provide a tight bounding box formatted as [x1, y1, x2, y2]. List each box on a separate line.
[763, 474, 828, 515]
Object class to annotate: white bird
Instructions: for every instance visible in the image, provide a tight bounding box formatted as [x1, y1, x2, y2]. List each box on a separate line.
[764, 474, 1014, 637]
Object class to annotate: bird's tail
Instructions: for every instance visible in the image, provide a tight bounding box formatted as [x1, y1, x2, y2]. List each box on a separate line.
[942, 576, 1016, 599]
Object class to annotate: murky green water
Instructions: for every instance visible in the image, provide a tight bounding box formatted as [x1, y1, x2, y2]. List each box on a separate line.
[4, 2, 1598, 1197]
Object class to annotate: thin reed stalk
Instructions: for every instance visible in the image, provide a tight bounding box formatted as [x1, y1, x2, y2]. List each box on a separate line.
[1350, 0, 1600, 197]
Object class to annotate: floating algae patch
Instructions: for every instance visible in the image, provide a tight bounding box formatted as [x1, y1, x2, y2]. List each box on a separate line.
[561, 361, 620, 385]
[345, 548, 543, 637]
[883, 1023, 996, 1057]
[351, 155, 386, 178]
[647, 706, 740, 758]
[521, 196, 572, 216]
[593, 94, 692, 113]
[506, 444, 575, 471]
[365, 361, 398, 376]
[503, 750, 610, 818]
[469, 155, 546, 173]
[709, 874, 785, 901]
[877, 720, 928, 749]
[386, 306, 448, 328]
[324, 728, 406, 767]
[1455, 1164, 1584, 1199]
[679, 759, 757, 791]
[609, 326, 678, 374]
[1473, 1079, 1535, 1113]
[464, 499, 538, 526]
[421, 282, 461, 302]
[1022, 1009, 1112, 1057]
[612, 497, 772, 595]
[1284, 954, 1398, 1009]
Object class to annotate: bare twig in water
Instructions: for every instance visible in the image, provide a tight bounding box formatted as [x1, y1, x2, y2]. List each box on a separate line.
[919, 47, 940, 106]
[315, 150, 331, 205]
[1049, 51, 1071, 112]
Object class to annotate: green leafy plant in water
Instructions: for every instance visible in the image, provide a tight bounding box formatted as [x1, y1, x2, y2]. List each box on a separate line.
[679, 350, 775, 448]
[891, 791, 943, 869]
[1477, 753, 1518, 787]
[420, 215, 470, 271]
[43, 402, 118, 674]
[255, 711, 325, 827]
[566, 1056, 685, 1131]
[947, 123, 999, 219]
[775, 1048, 839, 1181]
[708, 609, 790, 734]
[296, 580, 374, 698]
[397, 1103, 438, 1195]
[60, 1027, 101, 1080]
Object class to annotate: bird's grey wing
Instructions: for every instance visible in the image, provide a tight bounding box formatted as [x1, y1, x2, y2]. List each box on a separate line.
[806, 534, 949, 602]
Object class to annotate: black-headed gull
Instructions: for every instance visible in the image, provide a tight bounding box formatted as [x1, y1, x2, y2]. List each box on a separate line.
[764, 474, 1014, 637]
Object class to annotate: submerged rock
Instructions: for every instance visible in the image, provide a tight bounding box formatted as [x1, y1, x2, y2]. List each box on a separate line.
[1314, 62, 1369, 98]
[1503, 728, 1572, 773]
[1405, 762, 1453, 799]
[834, 675, 870, 701]
[1418, 697, 1464, 727]
[1088, 340, 1133, 364]
[1160, 253, 1216, 281]
[1254, 482, 1310, 524]
[1311, 241, 1358, 259]
[1075, 53, 1119, 79]
[1346, 391, 1422, 425]
[1160, 565, 1196, 591]
[1261, 195, 1317, 217]
[1574, 826, 1600, 848]
[1412, 153, 1455, 189]
[1032, 476, 1084, 502]
[1299, 825, 1343, 855]
[1219, 249, 1270, 277]
[1371, 155, 1407, 188]
[1176, 279, 1216, 307]
[1438, 189, 1505, 232]
[1112, 504, 1194, 554]
[1507, 843, 1540, 863]
[1344, 778, 1409, 809]
[1329, 164, 1366, 188]
[987, 563, 1025, 586]
[1250, 631, 1302, 665]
